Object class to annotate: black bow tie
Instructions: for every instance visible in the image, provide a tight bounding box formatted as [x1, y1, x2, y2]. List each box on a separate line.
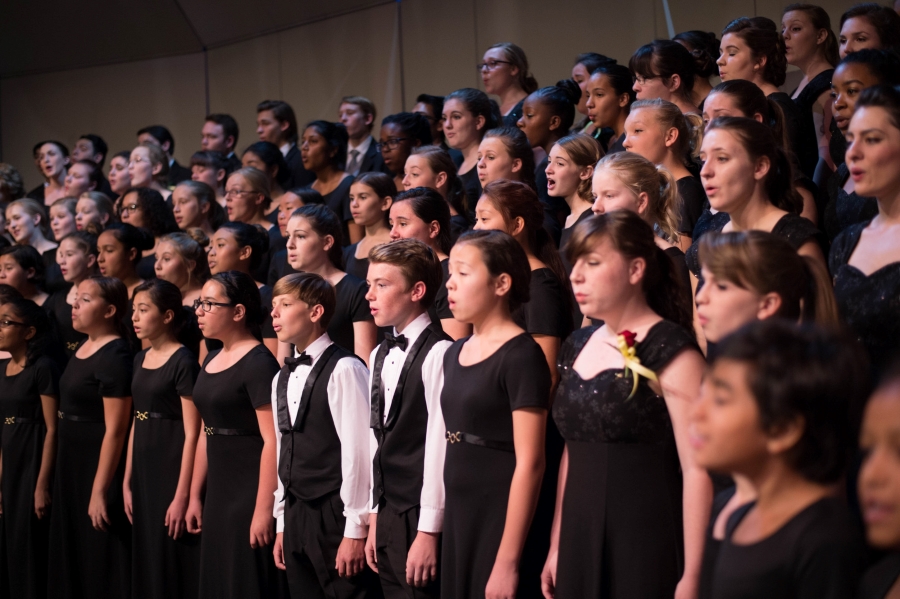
[284, 352, 313, 371]
[384, 332, 408, 351]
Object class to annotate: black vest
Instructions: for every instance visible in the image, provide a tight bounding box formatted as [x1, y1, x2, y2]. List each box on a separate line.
[277, 344, 360, 502]
[370, 324, 449, 512]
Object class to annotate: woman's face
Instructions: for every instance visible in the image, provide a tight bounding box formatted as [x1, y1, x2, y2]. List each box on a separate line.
[277, 191, 305, 238]
[473, 195, 513, 234]
[571, 61, 592, 115]
[5, 204, 39, 244]
[171, 186, 205, 230]
[846, 105, 900, 199]
[832, 62, 881, 133]
[622, 107, 669, 164]
[477, 137, 520, 186]
[207, 228, 247, 275]
[859, 383, 900, 550]
[63, 163, 96, 197]
[71, 279, 113, 334]
[840, 16, 881, 59]
[717, 33, 759, 82]
[0, 254, 31, 292]
[389, 200, 439, 248]
[284, 215, 331, 272]
[402, 154, 442, 193]
[224, 173, 264, 223]
[568, 234, 638, 321]
[195, 280, 237, 340]
[591, 167, 644, 217]
[155, 240, 190, 288]
[128, 146, 158, 188]
[75, 197, 106, 231]
[300, 126, 334, 172]
[118, 191, 145, 229]
[442, 98, 484, 151]
[695, 267, 768, 343]
[39, 143, 69, 180]
[0, 304, 32, 354]
[445, 241, 506, 323]
[97, 230, 135, 279]
[108, 156, 132, 195]
[50, 204, 76, 241]
[131, 289, 171, 341]
[349, 183, 390, 228]
[702, 92, 752, 130]
[380, 122, 416, 175]
[546, 144, 589, 199]
[632, 70, 674, 102]
[480, 47, 517, 96]
[782, 10, 825, 67]
[191, 164, 224, 192]
[56, 237, 95, 283]
[586, 72, 628, 129]
[699, 128, 760, 213]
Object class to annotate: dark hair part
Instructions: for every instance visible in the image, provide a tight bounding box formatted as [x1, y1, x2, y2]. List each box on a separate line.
[136, 125, 175, 154]
[456, 229, 531, 312]
[175, 180, 226, 230]
[784, 4, 840, 66]
[593, 64, 638, 113]
[444, 88, 501, 140]
[120, 187, 179, 237]
[566, 211, 693, 334]
[482, 126, 537, 191]
[392, 187, 453, 255]
[290, 204, 344, 270]
[272, 272, 337, 329]
[256, 100, 299, 144]
[209, 271, 264, 341]
[242, 141, 290, 188]
[708, 80, 790, 150]
[102, 222, 155, 265]
[382, 113, 433, 146]
[840, 3, 900, 52]
[722, 17, 788, 87]
[0, 245, 46, 290]
[216, 222, 270, 271]
[190, 150, 234, 180]
[303, 120, 349, 171]
[205, 113, 239, 147]
[368, 239, 444, 309]
[629, 39, 697, 103]
[0, 296, 53, 365]
[714, 320, 870, 484]
[489, 42, 539, 94]
[77, 134, 108, 166]
[529, 80, 582, 133]
[840, 50, 900, 88]
[574, 52, 617, 74]
[673, 30, 721, 78]
[88, 275, 130, 339]
[410, 146, 470, 218]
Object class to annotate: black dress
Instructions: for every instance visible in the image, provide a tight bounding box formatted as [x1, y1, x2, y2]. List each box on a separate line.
[459, 168, 482, 212]
[48, 338, 133, 599]
[606, 133, 626, 155]
[0, 355, 58, 599]
[342, 242, 369, 281]
[43, 286, 86, 359]
[192, 345, 281, 599]
[136, 255, 156, 281]
[676, 176, 707, 238]
[770, 92, 817, 179]
[449, 213, 472, 244]
[711, 497, 865, 598]
[859, 553, 900, 599]
[503, 99, 525, 128]
[131, 348, 200, 599]
[664, 245, 693, 314]
[551, 321, 698, 598]
[441, 334, 551, 599]
[329, 274, 372, 354]
[830, 220, 900, 377]
[41, 249, 66, 295]
[266, 248, 298, 287]
[823, 163, 878, 243]
[427, 259, 453, 332]
[312, 176, 354, 246]
[792, 70, 833, 180]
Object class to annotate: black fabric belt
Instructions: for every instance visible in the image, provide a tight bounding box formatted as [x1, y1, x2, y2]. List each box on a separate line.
[3, 416, 42, 425]
[57, 411, 104, 423]
[204, 426, 259, 437]
[135, 411, 182, 421]
[446, 430, 514, 452]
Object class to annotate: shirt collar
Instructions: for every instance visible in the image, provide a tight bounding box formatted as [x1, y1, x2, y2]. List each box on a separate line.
[394, 312, 432, 347]
[279, 142, 295, 157]
[348, 135, 373, 156]
[296, 333, 332, 365]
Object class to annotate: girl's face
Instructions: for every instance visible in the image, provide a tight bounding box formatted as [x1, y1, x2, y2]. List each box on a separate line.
[689, 358, 770, 475]
[402, 154, 443, 193]
[75, 197, 106, 231]
[241, 151, 270, 177]
[191, 164, 224, 191]
[0, 304, 32, 353]
[155, 240, 191, 288]
[171, 186, 205, 230]
[224, 173, 264, 223]
[480, 47, 517, 95]
[517, 96, 556, 149]
[108, 156, 132, 195]
[832, 62, 881, 133]
[63, 163, 96, 197]
[445, 241, 508, 323]
[300, 126, 334, 171]
[846, 106, 900, 199]
[131, 289, 172, 341]
[477, 137, 521, 186]
[568, 234, 640, 321]
[128, 146, 159, 188]
[632, 71, 674, 103]
[702, 92, 752, 130]
[0, 255, 31, 292]
[39, 143, 69, 180]
[473, 196, 512, 234]
[546, 144, 590, 199]
[622, 107, 670, 164]
[97, 230, 135, 279]
[285, 215, 331, 272]
[389, 201, 439, 247]
[782, 10, 826, 67]
[380, 122, 416, 175]
[442, 98, 484, 151]
[695, 267, 768, 343]
[591, 167, 645, 217]
[277, 191, 305, 238]
[571, 61, 592, 115]
[50, 204, 77, 241]
[859, 384, 900, 550]
[207, 228, 248, 275]
[57, 237, 95, 283]
[349, 183, 390, 228]
[195, 279, 238, 340]
[5, 204, 39, 243]
[699, 128, 761, 212]
[717, 33, 759, 82]
[118, 191, 145, 229]
[840, 16, 881, 59]
[71, 279, 114, 334]
[586, 72, 629, 129]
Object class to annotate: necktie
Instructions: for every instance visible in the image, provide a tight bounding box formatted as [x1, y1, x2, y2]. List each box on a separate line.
[347, 149, 361, 175]
[284, 352, 313, 372]
[384, 332, 408, 351]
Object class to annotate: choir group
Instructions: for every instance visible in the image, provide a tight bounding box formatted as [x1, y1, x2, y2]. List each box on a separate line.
[1, 3, 900, 598]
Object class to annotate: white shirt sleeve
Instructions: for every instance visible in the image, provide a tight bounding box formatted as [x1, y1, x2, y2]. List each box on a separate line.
[417, 339, 452, 533]
[270, 370, 286, 533]
[328, 358, 372, 539]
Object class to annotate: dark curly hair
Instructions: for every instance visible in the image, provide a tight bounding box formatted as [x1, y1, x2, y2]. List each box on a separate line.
[119, 187, 179, 238]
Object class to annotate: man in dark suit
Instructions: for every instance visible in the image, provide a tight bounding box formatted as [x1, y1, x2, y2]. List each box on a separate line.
[201, 113, 243, 172]
[256, 100, 315, 189]
[137, 125, 191, 186]
[339, 96, 392, 178]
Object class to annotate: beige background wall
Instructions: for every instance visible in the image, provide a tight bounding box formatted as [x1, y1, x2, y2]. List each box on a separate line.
[1, 0, 854, 190]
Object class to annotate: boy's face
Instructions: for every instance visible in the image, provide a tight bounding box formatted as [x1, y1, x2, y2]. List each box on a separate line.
[365, 262, 421, 329]
[271, 294, 319, 345]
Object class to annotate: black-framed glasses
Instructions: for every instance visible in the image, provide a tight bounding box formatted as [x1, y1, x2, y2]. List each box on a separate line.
[0, 319, 26, 329]
[192, 299, 234, 313]
[477, 60, 512, 71]
[376, 138, 409, 152]
[119, 203, 140, 215]
[634, 75, 660, 86]
[225, 189, 256, 199]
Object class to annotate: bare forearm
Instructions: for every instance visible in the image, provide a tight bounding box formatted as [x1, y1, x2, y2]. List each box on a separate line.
[255, 440, 278, 514]
[495, 457, 545, 565]
[682, 466, 713, 579]
[94, 428, 128, 494]
[36, 427, 57, 491]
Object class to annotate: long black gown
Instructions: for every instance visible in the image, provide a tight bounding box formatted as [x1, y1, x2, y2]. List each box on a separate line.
[0, 355, 58, 599]
[192, 345, 281, 599]
[551, 321, 698, 598]
[131, 347, 200, 599]
[48, 338, 133, 599]
[441, 334, 551, 599]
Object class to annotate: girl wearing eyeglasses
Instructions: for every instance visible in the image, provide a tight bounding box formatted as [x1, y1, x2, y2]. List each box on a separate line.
[480, 42, 539, 126]
[0, 296, 59, 599]
[378, 112, 432, 192]
[118, 187, 180, 281]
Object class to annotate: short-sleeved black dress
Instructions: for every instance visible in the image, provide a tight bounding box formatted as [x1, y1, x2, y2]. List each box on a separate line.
[711, 497, 865, 598]
[551, 321, 698, 598]
[329, 273, 372, 353]
[131, 347, 201, 599]
[441, 334, 552, 599]
[192, 345, 281, 599]
[829, 220, 900, 378]
[0, 355, 58, 599]
[48, 338, 134, 599]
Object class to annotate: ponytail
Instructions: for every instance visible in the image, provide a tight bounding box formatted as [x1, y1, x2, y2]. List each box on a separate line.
[800, 256, 840, 328]
[656, 165, 682, 242]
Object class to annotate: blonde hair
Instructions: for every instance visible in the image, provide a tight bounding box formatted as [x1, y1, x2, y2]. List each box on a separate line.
[158, 230, 210, 287]
[595, 151, 681, 242]
[7, 198, 52, 239]
[137, 142, 169, 185]
[228, 167, 272, 211]
[630, 99, 704, 166]
[555, 133, 602, 202]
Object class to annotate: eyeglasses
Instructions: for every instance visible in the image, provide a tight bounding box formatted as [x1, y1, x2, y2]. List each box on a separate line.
[0, 319, 26, 329]
[120, 203, 139, 215]
[477, 60, 512, 71]
[376, 138, 409, 152]
[192, 299, 234, 312]
[634, 75, 660, 86]
[128, 156, 148, 166]
[225, 189, 256, 198]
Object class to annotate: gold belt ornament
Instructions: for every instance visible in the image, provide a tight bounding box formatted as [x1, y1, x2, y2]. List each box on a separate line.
[4, 417, 14, 425]
[446, 431, 461, 443]
[205, 426, 214, 436]
[135, 411, 149, 421]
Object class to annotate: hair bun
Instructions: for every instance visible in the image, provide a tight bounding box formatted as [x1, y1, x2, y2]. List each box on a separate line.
[555, 78, 583, 105]
[186, 227, 209, 248]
